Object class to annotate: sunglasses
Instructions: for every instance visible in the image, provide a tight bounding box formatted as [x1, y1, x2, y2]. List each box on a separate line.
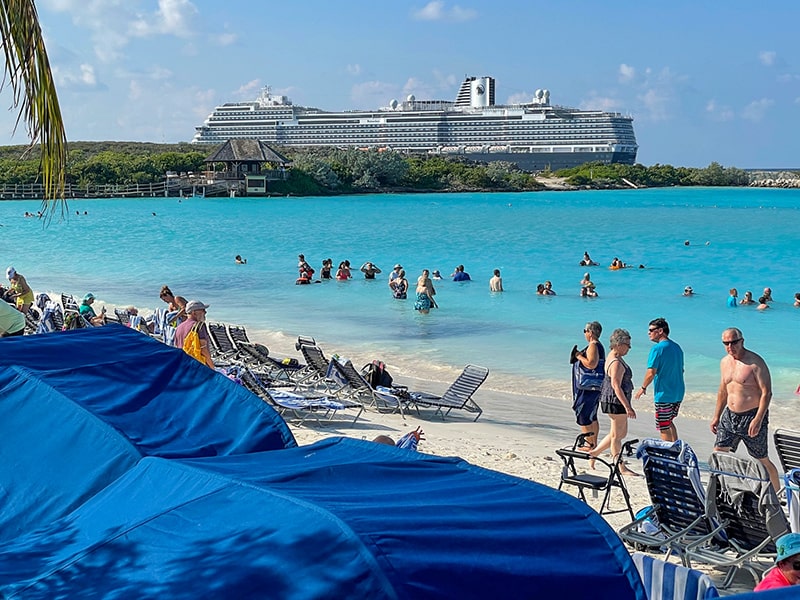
[648, 327, 660, 332]
[793, 560, 800, 571]
[722, 339, 742, 346]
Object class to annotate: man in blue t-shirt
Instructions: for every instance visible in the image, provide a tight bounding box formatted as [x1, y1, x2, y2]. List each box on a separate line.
[634, 317, 685, 442]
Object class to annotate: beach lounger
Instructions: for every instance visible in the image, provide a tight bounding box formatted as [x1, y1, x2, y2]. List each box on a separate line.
[619, 439, 718, 559]
[556, 436, 638, 519]
[774, 429, 800, 473]
[683, 452, 790, 588]
[631, 552, 719, 600]
[409, 364, 488, 421]
[225, 325, 306, 380]
[326, 358, 409, 418]
[61, 293, 80, 315]
[207, 322, 239, 362]
[113, 308, 131, 326]
[296, 343, 341, 390]
[240, 368, 362, 425]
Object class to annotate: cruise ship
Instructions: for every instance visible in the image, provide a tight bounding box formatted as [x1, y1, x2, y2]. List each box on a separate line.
[192, 76, 638, 171]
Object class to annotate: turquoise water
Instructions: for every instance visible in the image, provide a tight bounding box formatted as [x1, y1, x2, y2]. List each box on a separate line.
[2, 187, 799, 428]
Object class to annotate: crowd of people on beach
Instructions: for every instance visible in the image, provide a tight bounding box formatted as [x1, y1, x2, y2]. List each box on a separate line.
[571, 317, 782, 492]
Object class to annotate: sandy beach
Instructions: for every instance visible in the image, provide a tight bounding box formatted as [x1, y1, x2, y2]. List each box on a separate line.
[280, 358, 776, 596]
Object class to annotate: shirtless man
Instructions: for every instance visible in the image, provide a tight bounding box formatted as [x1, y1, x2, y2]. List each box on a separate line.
[711, 327, 780, 491]
[489, 269, 503, 292]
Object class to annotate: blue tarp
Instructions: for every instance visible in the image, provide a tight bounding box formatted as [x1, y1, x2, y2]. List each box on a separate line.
[0, 438, 646, 599]
[0, 326, 295, 542]
[0, 326, 651, 598]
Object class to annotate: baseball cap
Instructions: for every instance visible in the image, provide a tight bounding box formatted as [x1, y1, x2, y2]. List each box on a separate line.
[83, 293, 95, 302]
[6, 266, 15, 279]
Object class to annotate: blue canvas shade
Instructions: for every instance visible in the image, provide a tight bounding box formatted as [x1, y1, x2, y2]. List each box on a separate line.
[0, 326, 295, 543]
[0, 438, 646, 599]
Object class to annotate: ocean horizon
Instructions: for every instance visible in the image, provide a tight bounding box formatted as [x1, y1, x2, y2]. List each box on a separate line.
[2, 186, 799, 431]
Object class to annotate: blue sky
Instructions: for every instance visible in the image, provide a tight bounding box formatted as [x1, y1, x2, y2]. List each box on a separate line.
[2, 0, 799, 167]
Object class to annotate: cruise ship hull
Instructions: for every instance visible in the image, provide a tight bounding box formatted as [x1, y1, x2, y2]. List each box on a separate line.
[439, 150, 637, 171]
[192, 76, 638, 172]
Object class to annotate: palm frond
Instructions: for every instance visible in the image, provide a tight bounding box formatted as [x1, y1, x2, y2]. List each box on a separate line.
[0, 0, 67, 220]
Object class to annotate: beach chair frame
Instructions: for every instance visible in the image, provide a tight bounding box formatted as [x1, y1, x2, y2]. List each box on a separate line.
[774, 428, 800, 473]
[327, 358, 408, 419]
[409, 364, 488, 421]
[683, 452, 790, 589]
[618, 439, 717, 559]
[240, 368, 362, 425]
[556, 436, 638, 519]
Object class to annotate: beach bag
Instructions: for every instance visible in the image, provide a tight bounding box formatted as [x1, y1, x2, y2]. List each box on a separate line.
[577, 359, 605, 391]
[363, 360, 393, 389]
[183, 323, 205, 364]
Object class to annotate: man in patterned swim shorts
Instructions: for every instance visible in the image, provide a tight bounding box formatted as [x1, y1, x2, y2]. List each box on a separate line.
[710, 327, 780, 491]
[635, 317, 685, 442]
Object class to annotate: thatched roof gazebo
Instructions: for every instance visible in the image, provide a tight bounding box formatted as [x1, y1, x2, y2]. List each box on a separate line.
[204, 140, 290, 195]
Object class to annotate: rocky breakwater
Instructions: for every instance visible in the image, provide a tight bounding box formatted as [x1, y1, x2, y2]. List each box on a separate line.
[749, 171, 800, 188]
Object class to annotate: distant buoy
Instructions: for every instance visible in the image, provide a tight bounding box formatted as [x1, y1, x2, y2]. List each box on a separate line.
[684, 240, 690, 246]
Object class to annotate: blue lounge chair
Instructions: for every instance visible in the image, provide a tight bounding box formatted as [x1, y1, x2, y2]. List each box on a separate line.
[683, 452, 790, 588]
[619, 439, 718, 559]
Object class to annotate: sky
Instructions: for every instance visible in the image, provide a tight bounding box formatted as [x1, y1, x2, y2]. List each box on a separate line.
[2, 0, 799, 168]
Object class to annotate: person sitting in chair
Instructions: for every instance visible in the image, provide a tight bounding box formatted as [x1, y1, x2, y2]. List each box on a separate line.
[79, 293, 106, 326]
[754, 533, 800, 591]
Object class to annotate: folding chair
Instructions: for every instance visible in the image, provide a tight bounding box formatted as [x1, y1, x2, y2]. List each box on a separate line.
[683, 452, 790, 588]
[619, 439, 719, 559]
[556, 435, 638, 519]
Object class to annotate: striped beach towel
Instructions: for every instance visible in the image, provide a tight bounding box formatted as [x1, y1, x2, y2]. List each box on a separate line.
[632, 552, 719, 599]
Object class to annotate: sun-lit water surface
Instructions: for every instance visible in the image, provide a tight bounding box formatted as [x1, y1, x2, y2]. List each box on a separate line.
[2, 186, 799, 428]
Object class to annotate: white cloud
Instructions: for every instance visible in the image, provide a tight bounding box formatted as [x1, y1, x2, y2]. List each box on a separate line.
[214, 32, 238, 46]
[234, 79, 262, 100]
[758, 51, 776, 66]
[41, 0, 200, 63]
[351, 81, 399, 107]
[618, 63, 635, 84]
[741, 98, 774, 122]
[579, 93, 622, 113]
[346, 64, 362, 76]
[413, 1, 477, 22]
[53, 63, 98, 89]
[705, 99, 734, 122]
[638, 88, 671, 121]
[507, 92, 534, 105]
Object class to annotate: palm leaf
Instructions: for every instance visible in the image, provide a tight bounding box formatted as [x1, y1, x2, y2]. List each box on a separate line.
[0, 0, 67, 220]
